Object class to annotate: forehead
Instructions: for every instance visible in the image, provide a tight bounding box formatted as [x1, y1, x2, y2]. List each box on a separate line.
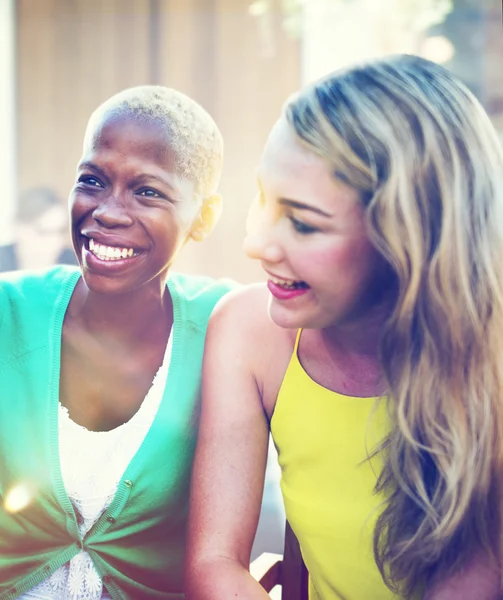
[258, 118, 361, 213]
[81, 113, 197, 201]
[258, 117, 340, 193]
[84, 113, 175, 167]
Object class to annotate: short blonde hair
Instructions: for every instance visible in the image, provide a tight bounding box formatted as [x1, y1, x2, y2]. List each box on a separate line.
[85, 86, 224, 198]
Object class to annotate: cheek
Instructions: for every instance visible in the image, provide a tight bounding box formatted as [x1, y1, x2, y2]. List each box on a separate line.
[150, 214, 188, 254]
[296, 240, 356, 278]
[70, 192, 94, 223]
[298, 238, 382, 290]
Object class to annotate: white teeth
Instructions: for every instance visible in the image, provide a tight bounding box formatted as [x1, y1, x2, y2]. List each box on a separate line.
[272, 277, 294, 286]
[87, 238, 136, 261]
[271, 276, 305, 290]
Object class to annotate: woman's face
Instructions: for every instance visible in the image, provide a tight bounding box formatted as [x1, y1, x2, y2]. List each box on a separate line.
[70, 113, 199, 296]
[244, 117, 392, 331]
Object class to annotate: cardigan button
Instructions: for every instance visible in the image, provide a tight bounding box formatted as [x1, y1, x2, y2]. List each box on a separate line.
[124, 480, 133, 488]
[107, 516, 116, 524]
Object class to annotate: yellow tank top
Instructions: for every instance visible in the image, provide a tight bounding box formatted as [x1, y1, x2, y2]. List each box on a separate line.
[270, 330, 399, 600]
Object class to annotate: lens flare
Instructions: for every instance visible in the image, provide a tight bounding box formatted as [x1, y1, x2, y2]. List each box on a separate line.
[421, 36, 455, 65]
[4, 481, 36, 513]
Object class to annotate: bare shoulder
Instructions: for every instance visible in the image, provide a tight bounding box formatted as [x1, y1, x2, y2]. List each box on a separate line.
[209, 284, 272, 331]
[207, 283, 296, 417]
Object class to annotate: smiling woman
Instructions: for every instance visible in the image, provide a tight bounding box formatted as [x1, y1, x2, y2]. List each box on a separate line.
[0, 86, 235, 600]
[185, 55, 503, 600]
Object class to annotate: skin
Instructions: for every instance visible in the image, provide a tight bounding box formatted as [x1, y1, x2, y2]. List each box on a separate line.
[60, 112, 218, 432]
[185, 118, 502, 599]
[185, 118, 393, 599]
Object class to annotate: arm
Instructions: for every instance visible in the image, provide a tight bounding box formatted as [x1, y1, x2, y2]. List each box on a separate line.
[185, 290, 274, 599]
[424, 551, 502, 600]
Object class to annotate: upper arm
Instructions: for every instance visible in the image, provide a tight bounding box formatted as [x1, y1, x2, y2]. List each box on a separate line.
[424, 551, 502, 600]
[187, 287, 272, 571]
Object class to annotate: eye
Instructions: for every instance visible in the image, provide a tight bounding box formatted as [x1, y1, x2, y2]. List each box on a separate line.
[289, 217, 319, 235]
[137, 188, 163, 199]
[77, 175, 103, 188]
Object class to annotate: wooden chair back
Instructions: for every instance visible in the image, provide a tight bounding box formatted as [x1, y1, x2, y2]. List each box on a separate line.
[251, 521, 309, 599]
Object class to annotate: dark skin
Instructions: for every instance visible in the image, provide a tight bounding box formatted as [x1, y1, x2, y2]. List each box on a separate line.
[60, 286, 173, 431]
[59, 112, 210, 432]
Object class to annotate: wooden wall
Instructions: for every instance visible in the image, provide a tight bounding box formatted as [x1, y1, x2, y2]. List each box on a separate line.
[16, 0, 301, 282]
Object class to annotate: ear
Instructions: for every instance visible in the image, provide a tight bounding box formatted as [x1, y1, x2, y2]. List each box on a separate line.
[189, 193, 223, 242]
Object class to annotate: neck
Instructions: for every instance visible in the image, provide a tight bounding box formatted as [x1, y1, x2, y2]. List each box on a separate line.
[323, 322, 381, 358]
[68, 277, 172, 344]
[319, 303, 391, 395]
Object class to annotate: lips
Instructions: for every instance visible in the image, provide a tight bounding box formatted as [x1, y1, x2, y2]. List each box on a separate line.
[264, 272, 311, 301]
[79, 231, 146, 268]
[267, 279, 310, 300]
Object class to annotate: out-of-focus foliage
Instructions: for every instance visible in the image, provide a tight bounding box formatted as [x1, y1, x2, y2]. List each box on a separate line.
[249, 0, 454, 37]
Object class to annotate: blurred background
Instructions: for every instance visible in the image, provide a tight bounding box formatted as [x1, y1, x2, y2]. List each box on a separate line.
[0, 0, 502, 558]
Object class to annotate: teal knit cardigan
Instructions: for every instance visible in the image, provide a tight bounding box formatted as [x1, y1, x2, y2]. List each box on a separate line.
[0, 266, 235, 599]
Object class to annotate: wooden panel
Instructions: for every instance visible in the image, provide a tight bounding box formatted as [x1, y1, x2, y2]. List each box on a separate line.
[17, 0, 59, 192]
[17, 0, 152, 201]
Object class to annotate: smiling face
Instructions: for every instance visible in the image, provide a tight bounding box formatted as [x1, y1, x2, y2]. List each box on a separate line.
[244, 117, 393, 331]
[70, 113, 201, 296]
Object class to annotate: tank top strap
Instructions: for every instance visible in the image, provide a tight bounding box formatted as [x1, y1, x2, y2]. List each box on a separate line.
[293, 328, 302, 355]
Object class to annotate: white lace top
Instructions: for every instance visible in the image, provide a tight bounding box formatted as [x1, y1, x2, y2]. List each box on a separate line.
[20, 335, 172, 600]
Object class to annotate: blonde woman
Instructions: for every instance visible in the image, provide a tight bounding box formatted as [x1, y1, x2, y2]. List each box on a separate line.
[185, 55, 503, 599]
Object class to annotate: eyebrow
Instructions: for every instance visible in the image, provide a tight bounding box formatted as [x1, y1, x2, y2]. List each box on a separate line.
[78, 161, 108, 179]
[256, 176, 334, 218]
[278, 198, 333, 218]
[131, 173, 173, 189]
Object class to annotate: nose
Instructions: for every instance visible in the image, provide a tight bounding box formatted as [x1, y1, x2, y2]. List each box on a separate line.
[242, 202, 284, 263]
[92, 195, 134, 229]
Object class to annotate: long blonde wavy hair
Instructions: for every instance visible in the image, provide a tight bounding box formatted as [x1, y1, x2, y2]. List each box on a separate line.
[285, 54, 503, 596]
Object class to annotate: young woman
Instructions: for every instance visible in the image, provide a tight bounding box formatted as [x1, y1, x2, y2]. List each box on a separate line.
[185, 55, 503, 599]
[0, 86, 233, 599]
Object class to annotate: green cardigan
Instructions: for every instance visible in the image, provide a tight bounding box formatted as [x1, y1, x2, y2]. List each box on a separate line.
[0, 266, 234, 600]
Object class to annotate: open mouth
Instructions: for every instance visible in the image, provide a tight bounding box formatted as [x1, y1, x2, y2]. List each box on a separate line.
[269, 276, 310, 290]
[88, 238, 140, 261]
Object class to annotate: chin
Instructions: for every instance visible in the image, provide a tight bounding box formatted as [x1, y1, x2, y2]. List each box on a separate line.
[269, 299, 345, 331]
[80, 270, 131, 297]
[268, 301, 311, 331]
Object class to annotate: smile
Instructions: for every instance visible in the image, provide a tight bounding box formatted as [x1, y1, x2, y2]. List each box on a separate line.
[269, 276, 309, 290]
[88, 238, 137, 261]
